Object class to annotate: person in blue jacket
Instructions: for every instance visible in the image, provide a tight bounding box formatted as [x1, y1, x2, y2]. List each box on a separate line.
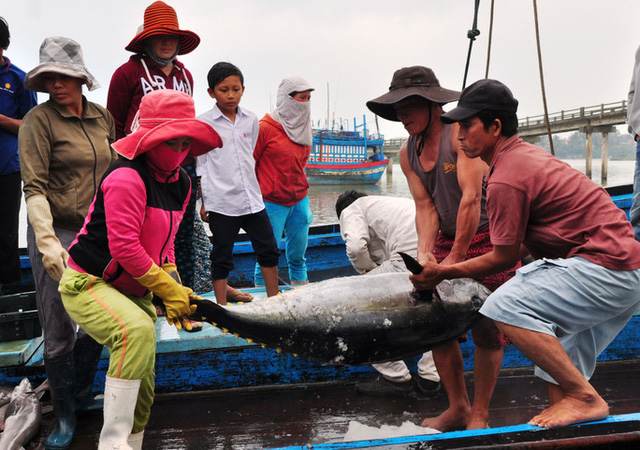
[0, 17, 37, 293]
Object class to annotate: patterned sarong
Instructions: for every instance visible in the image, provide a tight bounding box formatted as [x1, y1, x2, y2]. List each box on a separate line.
[432, 226, 519, 349]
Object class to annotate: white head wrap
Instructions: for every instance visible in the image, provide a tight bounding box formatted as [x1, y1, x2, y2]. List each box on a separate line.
[271, 76, 314, 146]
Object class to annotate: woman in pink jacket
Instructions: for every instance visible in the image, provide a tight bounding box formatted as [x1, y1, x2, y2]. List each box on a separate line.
[253, 77, 314, 286]
[59, 90, 221, 449]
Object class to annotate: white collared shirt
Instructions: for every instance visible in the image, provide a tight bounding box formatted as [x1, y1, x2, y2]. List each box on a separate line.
[196, 103, 265, 216]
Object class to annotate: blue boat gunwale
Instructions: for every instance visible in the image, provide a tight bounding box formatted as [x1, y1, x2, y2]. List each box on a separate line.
[270, 412, 640, 449]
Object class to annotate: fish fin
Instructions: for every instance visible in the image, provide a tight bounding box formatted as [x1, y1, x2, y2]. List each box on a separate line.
[398, 252, 424, 275]
[190, 298, 225, 326]
[34, 378, 50, 398]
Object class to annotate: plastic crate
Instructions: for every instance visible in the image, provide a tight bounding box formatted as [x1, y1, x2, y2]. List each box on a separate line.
[0, 291, 42, 342]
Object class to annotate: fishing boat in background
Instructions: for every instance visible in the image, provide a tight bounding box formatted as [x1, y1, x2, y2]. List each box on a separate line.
[305, 116, 389, 185]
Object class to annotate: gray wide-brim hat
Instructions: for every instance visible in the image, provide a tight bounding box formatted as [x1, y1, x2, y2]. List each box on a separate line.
[24, 36, 100, 93]
[366, 66, 460, 122]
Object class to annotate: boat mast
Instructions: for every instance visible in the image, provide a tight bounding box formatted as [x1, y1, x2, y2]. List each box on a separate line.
[326, 82, 330, 131]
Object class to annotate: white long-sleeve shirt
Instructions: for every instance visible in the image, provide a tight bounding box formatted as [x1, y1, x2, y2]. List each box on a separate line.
[196, 103, 265, 216]
[339, 196, 417, 275]
[628, 45, 640, 137]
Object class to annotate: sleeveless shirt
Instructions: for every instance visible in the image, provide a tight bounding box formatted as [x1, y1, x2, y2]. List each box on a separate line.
[406, 123, 489, 237]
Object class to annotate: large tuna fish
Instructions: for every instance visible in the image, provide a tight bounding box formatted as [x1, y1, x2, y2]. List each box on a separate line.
[191, 270, 491, 366]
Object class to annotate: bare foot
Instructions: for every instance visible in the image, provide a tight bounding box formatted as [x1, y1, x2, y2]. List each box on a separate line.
[421, 406, 470, 432]
[529, 393, 609, 428]
[466, 416, 489, 430]
[465, 406, 490, 430]
[226, 286, 254, 303]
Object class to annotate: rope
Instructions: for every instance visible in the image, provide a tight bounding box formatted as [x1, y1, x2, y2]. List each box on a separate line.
[532, 0, 555, 155]
[462, 0, 482, 89]
[484, 0, 495, 78]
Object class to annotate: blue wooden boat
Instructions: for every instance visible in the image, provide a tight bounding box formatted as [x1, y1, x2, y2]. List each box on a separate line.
[1, 184, 638, 449]
[305, 116, 389, 185]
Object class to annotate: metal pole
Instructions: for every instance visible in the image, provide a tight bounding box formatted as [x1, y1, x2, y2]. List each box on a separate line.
[585, 131, 593, 179]
[601, 132, 609, 186]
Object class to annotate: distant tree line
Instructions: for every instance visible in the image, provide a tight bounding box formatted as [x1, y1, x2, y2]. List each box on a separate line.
[535, 128, 635, 160]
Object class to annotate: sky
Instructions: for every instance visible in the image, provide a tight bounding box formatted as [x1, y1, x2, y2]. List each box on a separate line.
[3, 0, 639, 139]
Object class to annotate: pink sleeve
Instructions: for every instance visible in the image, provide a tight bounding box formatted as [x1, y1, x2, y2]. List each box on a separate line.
[486, 182, 529, 246]
[102, 168, 154, 277]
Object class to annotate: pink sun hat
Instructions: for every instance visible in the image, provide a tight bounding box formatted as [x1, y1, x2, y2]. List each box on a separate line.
[112, 90, 222, 160]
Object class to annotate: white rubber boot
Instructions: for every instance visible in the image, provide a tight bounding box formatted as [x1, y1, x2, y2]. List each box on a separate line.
[98, 377, 141, 450]
[127, 432, 144, 450]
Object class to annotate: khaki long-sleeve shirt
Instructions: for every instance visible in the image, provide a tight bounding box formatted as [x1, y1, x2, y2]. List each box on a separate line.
[19, 97, 116, 230]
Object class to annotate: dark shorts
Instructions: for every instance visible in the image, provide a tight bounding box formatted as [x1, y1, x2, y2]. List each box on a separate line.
[433, 227, 519, 349]
[207, 209, 280, 280]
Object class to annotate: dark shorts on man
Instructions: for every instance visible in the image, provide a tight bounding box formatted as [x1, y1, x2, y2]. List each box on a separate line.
[207, 209, 280, 280]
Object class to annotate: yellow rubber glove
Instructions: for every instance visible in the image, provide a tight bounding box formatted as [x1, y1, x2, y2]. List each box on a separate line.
[134, 263, 197, 330]
[26, 195, 69, 281]
[162, 263, 182, 284]
[162, 263, 203, 301]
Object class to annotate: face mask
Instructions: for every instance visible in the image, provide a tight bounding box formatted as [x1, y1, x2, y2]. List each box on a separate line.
[146, 144, 190, 174]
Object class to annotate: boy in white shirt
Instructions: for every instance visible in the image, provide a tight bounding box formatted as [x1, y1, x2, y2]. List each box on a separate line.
[197, 62, 280, 305]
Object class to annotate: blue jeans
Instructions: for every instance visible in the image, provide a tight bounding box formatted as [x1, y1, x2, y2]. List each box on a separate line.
[254, 197, 313, 285]
[631, 140, 640, 241]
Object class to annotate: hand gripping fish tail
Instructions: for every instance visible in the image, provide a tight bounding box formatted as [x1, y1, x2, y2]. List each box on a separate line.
[190, 272, 491, 366]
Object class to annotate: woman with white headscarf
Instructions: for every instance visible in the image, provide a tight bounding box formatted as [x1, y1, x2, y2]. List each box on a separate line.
[253, 77, 314, 286]
[19, 36, 117, 449]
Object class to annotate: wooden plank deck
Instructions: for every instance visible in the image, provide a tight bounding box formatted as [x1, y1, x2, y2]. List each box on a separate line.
[25, 358, 640, 449]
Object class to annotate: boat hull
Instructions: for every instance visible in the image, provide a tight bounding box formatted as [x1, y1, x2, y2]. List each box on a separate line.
[305, 160, 389, 185]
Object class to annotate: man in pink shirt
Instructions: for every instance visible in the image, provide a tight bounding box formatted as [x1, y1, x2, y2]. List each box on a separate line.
[411, 79, 640, 429]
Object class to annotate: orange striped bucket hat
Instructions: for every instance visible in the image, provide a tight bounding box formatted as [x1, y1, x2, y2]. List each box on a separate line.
[125, 1, 200, 55]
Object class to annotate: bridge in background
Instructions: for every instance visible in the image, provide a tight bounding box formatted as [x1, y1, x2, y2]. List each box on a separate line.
[383, 100, 629, 184]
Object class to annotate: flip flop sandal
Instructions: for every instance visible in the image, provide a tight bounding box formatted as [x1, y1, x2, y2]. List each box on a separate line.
[227, 287, 254, 303]
[184, 318, 203, 333]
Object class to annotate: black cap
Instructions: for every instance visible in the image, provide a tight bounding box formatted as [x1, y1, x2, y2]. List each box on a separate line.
[441, 79, 518, 124]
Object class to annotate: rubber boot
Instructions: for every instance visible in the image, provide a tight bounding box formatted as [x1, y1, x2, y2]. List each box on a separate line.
[74, 332, 104, 412]
[127, 431, 144, 450]
[44, 352, 76, 450]
[98, 376, 141, 450]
